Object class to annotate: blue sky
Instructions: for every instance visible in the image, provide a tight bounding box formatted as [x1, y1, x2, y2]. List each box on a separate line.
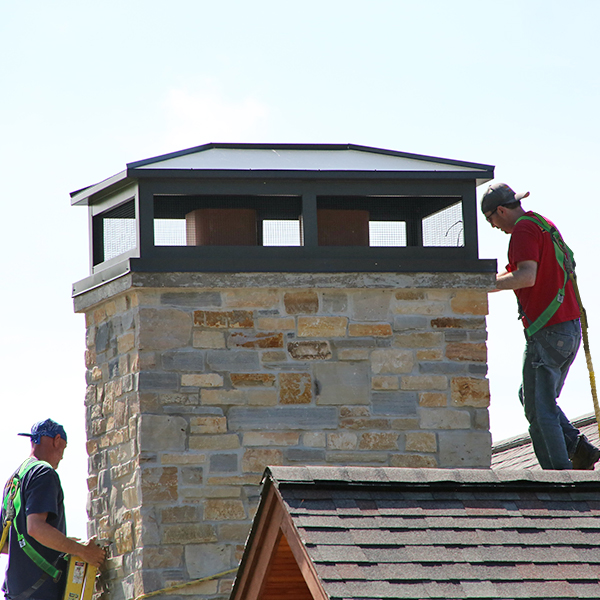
[1, 0, 599, 541]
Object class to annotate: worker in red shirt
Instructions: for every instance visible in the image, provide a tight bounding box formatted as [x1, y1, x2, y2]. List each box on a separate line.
[482, 183, 600, 470]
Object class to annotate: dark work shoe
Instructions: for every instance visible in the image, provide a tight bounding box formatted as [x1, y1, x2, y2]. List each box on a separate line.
[571, 434, 600, 470]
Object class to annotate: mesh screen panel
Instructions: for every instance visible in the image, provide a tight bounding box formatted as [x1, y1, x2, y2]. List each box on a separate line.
[422, 202, 464, 247]
[263, 220, 302, 246]
[369, 221, 407, 247]
[99, 200, 136, 262]
[155, 219, 186, 246]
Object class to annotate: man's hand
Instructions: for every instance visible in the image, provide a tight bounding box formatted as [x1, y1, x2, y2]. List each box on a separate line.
[77, 538, 106, 568]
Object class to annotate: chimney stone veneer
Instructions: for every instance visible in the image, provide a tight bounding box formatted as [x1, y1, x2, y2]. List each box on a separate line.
[76, 270, 493, 600]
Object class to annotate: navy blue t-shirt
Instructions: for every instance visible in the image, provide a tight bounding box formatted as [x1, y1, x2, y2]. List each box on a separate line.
[2, 461, 67, 600]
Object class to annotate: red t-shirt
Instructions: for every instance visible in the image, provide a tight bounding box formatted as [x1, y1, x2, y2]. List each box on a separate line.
[507, 211, 580, 329]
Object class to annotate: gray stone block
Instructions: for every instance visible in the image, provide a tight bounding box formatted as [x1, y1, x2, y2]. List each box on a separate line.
[314, 363, 370, 405]
[137, 371, 180, 391]
[181, 467, 204, 484]
[468, 364, 488, 375]
[185, 544, 233, 579]
[140, 415, 187, 451]
[322, 292, 348, 313]
[420, 362, 467, 374]
[210, 454, 238, 472]
[371, 392, 418, 415]
[351, 291, 392, 321]
[162, 350, 205, 372]
[161, 291, 222, 307]
[333, 339, 377, 348]
[444, 331, 468, 341]
[437, 430, 492, 467]
[285, 448, 326, 462]
[206, 350, 260, 372]
[228, 407, 338, 430]
[393, 316, 429, 331]
[95, 321, 113, 353]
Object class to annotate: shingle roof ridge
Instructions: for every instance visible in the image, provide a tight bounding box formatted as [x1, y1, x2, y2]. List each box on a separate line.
[265, 465, 600, 487]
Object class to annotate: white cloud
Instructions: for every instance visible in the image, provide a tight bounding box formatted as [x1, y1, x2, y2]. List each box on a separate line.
[164, 85, 269, 148]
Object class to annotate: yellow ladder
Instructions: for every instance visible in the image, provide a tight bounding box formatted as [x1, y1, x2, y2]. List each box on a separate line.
[63, 555, 97, 600]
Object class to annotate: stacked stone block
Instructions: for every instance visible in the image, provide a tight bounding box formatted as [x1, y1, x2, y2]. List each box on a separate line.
[78, 273, 492, 599]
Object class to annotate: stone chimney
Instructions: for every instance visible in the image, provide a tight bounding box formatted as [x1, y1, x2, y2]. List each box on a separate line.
[72, 144, 496, 599]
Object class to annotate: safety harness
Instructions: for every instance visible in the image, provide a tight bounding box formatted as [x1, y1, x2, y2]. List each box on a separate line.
[515, 212, 575, 337]
[1, 458, 64, 583]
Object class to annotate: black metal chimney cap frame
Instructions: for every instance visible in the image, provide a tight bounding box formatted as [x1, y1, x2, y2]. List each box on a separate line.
[71, 143, 496, 297]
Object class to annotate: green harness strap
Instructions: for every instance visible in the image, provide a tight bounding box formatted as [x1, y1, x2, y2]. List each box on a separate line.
[2, 458, 62, 581]
[515, 212, 576, 337]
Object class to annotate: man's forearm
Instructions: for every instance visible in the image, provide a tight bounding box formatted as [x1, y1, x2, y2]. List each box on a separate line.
[495, 260, 537, 291]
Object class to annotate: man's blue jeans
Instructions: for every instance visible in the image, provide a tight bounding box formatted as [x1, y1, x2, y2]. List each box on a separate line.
[518, 318, 581, 469]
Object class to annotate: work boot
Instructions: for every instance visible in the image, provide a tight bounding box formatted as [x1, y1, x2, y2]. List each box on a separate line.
[571, 434, 600, 470]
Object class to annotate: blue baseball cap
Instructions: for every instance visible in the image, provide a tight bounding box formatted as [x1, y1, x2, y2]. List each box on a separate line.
[18, 419, 67, 444]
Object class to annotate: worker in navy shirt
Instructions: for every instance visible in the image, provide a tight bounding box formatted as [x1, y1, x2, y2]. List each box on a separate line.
[1, 419, 105, 600]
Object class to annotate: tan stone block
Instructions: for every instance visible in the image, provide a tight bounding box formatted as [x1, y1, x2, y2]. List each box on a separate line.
[229, 331, 284, 348]
[349, 323, 392, 337]
[218, 523, 252, 542]
[326, 452, 388, 463]
[143, 546, 184, 569]
[256, 317, 295, 330]
[390, 418, 421, 430]
[288, 341, 332, 360]
[229, 310, 257, 329]
[451, 377, 490, 407]
[338, 348, 370, 361]
[122, 485, 139, 508]
[161, 453, 207, 465]
[246, 389, 278, 406]
[200, 389, 246, 405]
[140, 467, 178, 502]
[426, 290, 451, 302]
[358, 432, 399, 450]
[194, 310, 228, 328]
[117, 332, 135, 355]
[394, 290, 426, 300]
[419, 392, 447, 407]
[390, 454, 438, 468]
[163, 524, 218, 544]
[91, 366, 103, 381]
[446, 343, 487, 362]
[231, 373, 276, 386]
[284, 290, 319, 314]
[115, 521, 133, 554]
[93, 307, 106, 324]
[243, 432, 300, 446]
[393, 332, 444, 348]
[189, 435, 240, 450]
[182, 373, 224, 388]
[177, 580, 219, 595]
[279, 372, 312, 404]
[190, 416, 227, 434]
[161, 506, 200, 523]
[401, 375, 447, 391]
[372, 376, 399, 390]
[417, 348, 444, 361]
[371, 349, 413, 374]
[297, 316, 347, 337]
[328, 432, 358, 450]
[451, 290, 489, 315]
[303, 432, 326, 447]
[242, 448, 284, 472]
[193, 330, 226, 348]
[431, 317, 486, 329]
[223, 289, 279, 309]
[405, 432, 437, 453]
[261, 350, 288, 363]
[340, 418, 391, 430]
[393, 302, 445, 315]
[339, 406, 370, 417]
[207, 474, 262, 486]
[204, 499, 246, 521]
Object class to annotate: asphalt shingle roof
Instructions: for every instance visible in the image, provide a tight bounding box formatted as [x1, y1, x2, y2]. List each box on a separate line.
[266, 466, 600, 599]
[492, 413, 599, 470]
